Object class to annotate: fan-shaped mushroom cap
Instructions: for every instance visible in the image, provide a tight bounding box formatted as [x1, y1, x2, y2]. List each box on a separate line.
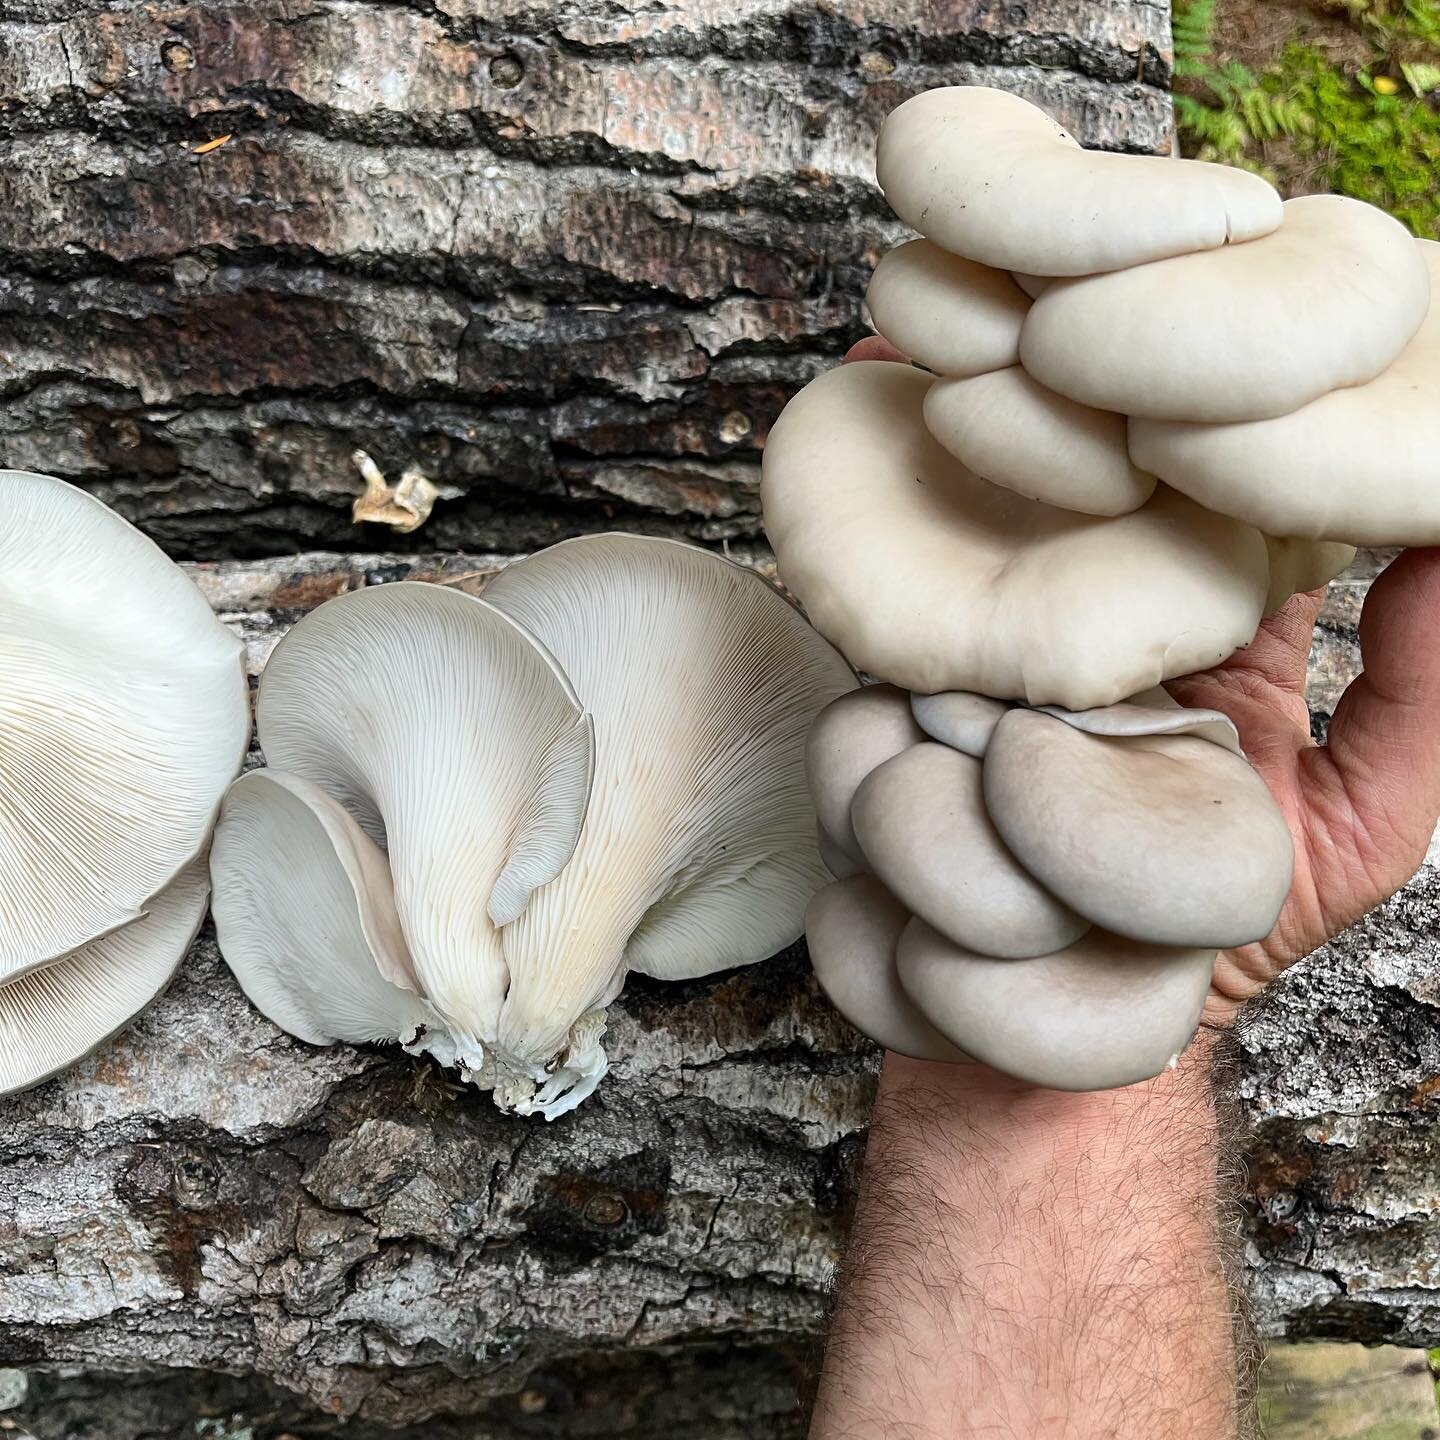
[896, 918, 1215, 1090]
[1036, 685, 1241, 754]
[761, 361, 1271, 708]
[1129, 240, 1440, 544]
[807, 876, 970, 1062]
[1262, 536, 1356, 613]
[210, 770, 437, 1048]
[0, 471, 249, 979]
[806, 684, 923, 865]
[983, 708, 1293, 949]
[1022, 195, 1430, 423]
[0, 862, 209, 1097]
[256, 581, 594, 1049]
[924, 367, 1157, 517]
[479, 534, 856, 1076]
[851, 742, 1088, 959]
[909, 691, 1010, 758]
[866, 240, 1029, 377]
[876, 86, 1282, 277]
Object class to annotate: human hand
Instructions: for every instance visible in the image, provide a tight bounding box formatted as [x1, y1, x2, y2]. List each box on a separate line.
[841, 335, 1440, 1028]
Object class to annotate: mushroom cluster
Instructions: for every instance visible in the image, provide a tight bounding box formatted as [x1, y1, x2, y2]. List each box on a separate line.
[762, 84, 1440, 1088]
[0, 471, 249, 1096]
[210, 535, 855, 1119]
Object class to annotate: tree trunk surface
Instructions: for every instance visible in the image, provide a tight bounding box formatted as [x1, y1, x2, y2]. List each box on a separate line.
[2, 3, 1438, 1438]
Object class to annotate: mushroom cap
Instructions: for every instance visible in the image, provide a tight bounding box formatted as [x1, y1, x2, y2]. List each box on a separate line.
[478, 534, 856, 1069]
[923, 367, 1157, 517]
[909, 691, 1010, 758]
[850, 742, 1088, 959]
[761, 360, 1271, 708]
[209, 770, 435, 1047]
[896, 917, 1215, 1090]
[806, 684, 924, 864]
[1035, 684, 1241, 755]
[0, 861, 209, 1097]
[1262, 536, 1356, 614]
[876, 86, 1282, 276]
[806, 875, 971, 1062]
[983, 708, 1294, 948]
[256, 581, 594, 1046]
[1021, 195, 1431, 423]
[0, 471, 249, 980]
[866, 239, 1029, 377]
[1129, 240, 1440, 545]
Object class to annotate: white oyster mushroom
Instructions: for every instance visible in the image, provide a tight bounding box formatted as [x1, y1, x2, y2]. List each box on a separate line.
[1022, 195, 1431, 423]
[255, 581, 596, 1106]
[923, 367, 1157, 517]
[209, 771, 441, 1049]
[876, 85, 1282, 276]
[865, 239, 1029, 376]
[909, 691, 1010, 758]
[1130, 239, 1440, 545]
[0, 862, 210, 1097]
[0, 471, 249, 978]
[479, 535, 856, 1077]
[762, 360, 1272, 709]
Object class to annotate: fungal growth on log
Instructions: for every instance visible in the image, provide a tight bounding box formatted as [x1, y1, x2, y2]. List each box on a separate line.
[210, 534, 855, 1118]
[762, 84, 1440, 1089]
[0, 471, 249, 1095]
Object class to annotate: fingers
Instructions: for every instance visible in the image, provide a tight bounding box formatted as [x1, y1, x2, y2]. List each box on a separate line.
[844, 336, 908, 365]
[1318, 548, 1440, 873]
[1227, 588, 1327, 694]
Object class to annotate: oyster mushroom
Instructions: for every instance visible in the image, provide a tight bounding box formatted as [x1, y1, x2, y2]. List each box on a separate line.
[0, 471, 249, 978]
[209, 771, 440, 1050]
[0, 863, 210, 1097]
[761, 359, 1272, 708]
[1021, 195, 1430, 423]
[876, 85, 1282, 276]
[214, 537, 853, 1118]
[478, 534, 856, 1081]
[252, 580, 594, 1103]
[801, 685, 1293, 1089]
[1130, 239, 1440, 545]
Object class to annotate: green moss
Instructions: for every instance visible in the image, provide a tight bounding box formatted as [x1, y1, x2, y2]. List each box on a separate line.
[1173, 0, 1440, 237]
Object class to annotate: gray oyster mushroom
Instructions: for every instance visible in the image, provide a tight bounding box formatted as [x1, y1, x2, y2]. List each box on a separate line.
[0, 471, 249, 1097]
[803, 685, 1293, 1090]
[210, 535, 854, 1119]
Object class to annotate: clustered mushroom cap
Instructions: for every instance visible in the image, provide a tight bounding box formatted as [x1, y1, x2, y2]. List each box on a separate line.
[210, 534, 855, 1118]
[803, 685, 1294, 1090]
[876, 85, 1284, 275]
[1130, 240, 1440, 545]
[0, 472, 249, 1096]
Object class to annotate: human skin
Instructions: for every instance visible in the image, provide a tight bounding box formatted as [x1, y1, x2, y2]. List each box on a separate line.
[807, 336, 1440, 1439]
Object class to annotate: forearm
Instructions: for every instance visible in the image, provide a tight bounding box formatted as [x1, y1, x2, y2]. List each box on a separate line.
[812, 1034, 1247, 1440]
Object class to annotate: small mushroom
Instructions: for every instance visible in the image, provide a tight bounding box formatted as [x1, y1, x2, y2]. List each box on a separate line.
[865, 239, 1029, 377]
[895, 919, 1216, 1091]
[923, 367, 1157, 517]
[0, 862, 209, 1097]
[1021, 195, 1431, 423]
[0, 471, 249, 979]
[806, 876, 970, 1062]
[850, 742, 1088, 958]
[909, 691, 1010, 758]
[761, 360, 1271, 708]
[1130, 240, 1440, 545]
[983, 708, 1294, 948]
[806, 684, 924, 868]
[209, 771, 439, 1049]
[876, 86, 1282, 276]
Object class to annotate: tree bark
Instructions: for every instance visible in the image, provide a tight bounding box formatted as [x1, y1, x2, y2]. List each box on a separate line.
[4, 4, 1438, 1437]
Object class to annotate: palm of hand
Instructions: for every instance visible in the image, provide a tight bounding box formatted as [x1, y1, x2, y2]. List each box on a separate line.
[1171, 551, 1440, 1024]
